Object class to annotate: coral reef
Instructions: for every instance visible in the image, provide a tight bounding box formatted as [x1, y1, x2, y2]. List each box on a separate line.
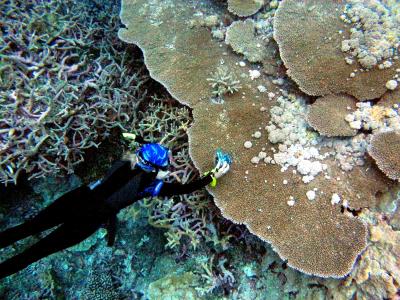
[118, 0, 399, 278]
[369, 130, 400, 181]
[207, 65, 242, 100]
[82, 269, 120, 300]
[306, 94, 357, 137]
[0, 0, 147, 185]
[345, 101, 400, 132]
[273, 0, 400, 100]
[225, 20, 267, 63]
[147, 272, 200, 300]
[227, 0, 264, 17]
[340, 0, 400, 70]
[2, 0, 400, 298]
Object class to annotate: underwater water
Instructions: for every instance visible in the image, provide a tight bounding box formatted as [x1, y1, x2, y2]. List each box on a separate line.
[1, 0, 400, 299]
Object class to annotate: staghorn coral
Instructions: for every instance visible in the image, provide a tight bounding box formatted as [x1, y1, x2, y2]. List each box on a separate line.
[306, 94, 358, 137]
[273, 0, 400, 101]
[368, 130, 400, 181]
[225, 20, 267, 63]
[118, 0, 399, 278]
[227, 0, 264, 17]
[0, 0, 148, 185]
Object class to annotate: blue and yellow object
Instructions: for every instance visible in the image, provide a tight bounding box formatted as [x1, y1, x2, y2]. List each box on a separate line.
[205, 148, 232, 187]
[214, 148, 233, 166]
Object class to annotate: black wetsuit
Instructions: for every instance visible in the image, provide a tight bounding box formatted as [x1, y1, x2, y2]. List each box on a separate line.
[0, 160, 213, 279]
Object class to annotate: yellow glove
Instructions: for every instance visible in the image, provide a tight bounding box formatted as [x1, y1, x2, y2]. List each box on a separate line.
[204, 161, 230, 187]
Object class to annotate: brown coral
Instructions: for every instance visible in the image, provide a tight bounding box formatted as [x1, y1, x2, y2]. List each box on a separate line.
[378, 88, 400, 109]
[118, 0, 395, 277]
[225, 20, 266, 63]
[273, 0, 399, 101]
[325, 210, 400, 300]
[369, 131, 400, 181]
[227, 0, 264, 17]
[306, 94, 358, 137]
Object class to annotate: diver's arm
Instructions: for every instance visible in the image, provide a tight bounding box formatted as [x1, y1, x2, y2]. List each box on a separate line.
[158, 161, 230, 197]
[93, 160, 131, 187]
[158, 174, 214, 197]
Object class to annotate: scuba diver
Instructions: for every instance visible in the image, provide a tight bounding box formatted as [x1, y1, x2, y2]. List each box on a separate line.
[0, 137, 231, 279]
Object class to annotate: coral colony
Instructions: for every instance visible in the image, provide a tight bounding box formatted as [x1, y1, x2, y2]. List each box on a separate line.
[1, 0, 400, 299]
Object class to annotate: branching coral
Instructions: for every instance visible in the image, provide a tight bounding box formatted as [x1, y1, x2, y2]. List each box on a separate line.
[124, 95, 233, 252]
[207, 66, 241, 100]
[0, 0, 148, 185]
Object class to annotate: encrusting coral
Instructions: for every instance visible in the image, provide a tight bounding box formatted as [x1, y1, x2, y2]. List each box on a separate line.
[368, 130, 400, 181]
[273, 0, 400, 101]
[306, 94, 358, 137]
[0, 0, 148, 185]
[227, 0, 264, 17]
[118, 0, 398, 278]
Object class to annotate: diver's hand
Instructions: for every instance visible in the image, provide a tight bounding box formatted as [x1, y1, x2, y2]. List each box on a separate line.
[213, 160, 230, 179]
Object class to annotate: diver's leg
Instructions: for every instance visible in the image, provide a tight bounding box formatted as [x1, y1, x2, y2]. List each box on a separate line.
[0, 221, 100, 279]
[0, 185, 90, 249]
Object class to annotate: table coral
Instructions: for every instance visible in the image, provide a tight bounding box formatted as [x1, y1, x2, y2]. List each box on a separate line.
[325, 210, 400, 300]
[306, 95, 358, 137]
[118, 0, 398, 278]
[227, 0, 264, 17]
[368, 130, 400, 181]
[273, 0, 400, 100]
[225, 20, 267, 63]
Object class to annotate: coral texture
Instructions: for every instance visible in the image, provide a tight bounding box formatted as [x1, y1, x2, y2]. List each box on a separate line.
[118, 0, 398, 277]
[147, 272, 200, 300]
[340, 0, 400, 70]
[273, 0, 400, 100]
[325, 210, 400, 300]
[369, 130, 400, 181]
[306, 95, 358, 137]
[225, 20, 267, 63]
[0, 0, 147, 185]
[227, 0, 264, 17]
